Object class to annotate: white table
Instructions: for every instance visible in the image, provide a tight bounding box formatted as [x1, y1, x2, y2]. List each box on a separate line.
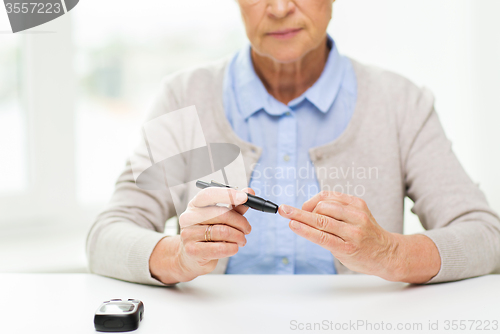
[2, 274, 499, 334]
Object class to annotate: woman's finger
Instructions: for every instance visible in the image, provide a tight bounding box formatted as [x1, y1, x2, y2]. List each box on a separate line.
[312, 201, 371, 227]
[233, 187, 255, 216]
[180, 224, 247, 246]
[184, 241, 239, 260]
[278, 204, 346, 239]
[300, 190, 377, 213]
[288, 219, 345, 253]
[189, 187, 247, 209]
[180, 205, 252, 234]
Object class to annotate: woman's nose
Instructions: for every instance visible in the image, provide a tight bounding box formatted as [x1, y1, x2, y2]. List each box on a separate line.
[266, 0, 295, 19]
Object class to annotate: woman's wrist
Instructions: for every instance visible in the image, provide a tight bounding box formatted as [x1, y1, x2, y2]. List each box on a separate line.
[388, 233, 441, 284]
[149, 235, 186, 285]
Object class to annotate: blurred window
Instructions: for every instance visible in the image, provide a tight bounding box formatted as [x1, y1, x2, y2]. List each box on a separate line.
[0, 36, 27, 194]
[73, 0, 247, 205]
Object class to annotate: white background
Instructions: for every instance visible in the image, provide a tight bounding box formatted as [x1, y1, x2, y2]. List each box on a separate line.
[0, 0, 499, 273]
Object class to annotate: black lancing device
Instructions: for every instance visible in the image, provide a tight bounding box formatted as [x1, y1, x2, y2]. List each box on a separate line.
[196, 180, 278, 214]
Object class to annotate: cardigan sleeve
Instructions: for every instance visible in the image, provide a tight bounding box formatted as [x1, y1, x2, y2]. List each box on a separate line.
[86, 79, 180, 286]
[402, 88, 500, 284]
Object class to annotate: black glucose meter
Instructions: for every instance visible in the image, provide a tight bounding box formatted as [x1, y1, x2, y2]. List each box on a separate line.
[94, 299, 144, 332]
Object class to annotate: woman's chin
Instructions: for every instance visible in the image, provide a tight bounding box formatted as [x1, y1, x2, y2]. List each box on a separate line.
[255, 37, 315, 64]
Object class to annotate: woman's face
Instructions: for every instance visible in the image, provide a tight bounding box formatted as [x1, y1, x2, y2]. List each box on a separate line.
[238, 0, 334, 63]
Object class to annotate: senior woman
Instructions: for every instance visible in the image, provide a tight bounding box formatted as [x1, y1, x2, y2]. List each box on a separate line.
[87, 0, 500, 285]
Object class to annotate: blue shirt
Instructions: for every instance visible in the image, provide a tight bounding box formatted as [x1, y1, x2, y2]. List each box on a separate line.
[222, 35, 357, 274]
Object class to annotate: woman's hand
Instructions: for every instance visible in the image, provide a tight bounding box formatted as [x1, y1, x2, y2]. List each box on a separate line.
[150, 187, 254, 284]
[278, 190, 440, 283]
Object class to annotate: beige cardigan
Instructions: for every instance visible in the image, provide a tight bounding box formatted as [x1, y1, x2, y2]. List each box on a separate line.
[86, 56, 500, 286]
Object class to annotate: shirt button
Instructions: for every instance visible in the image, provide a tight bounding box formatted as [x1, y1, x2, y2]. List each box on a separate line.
[282, 257, 289, 265]
[283, 154, 290, 162]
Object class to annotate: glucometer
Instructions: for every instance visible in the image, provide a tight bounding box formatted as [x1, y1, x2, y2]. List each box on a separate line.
[196, 180, 278, 214]
[94, 299, 144, 332]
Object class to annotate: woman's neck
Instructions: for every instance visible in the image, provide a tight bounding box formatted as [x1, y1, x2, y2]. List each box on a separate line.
[250, 36, 330, 105]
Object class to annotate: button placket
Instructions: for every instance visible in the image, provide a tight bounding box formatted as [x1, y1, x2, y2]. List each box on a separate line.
[275, 111, 297, 273]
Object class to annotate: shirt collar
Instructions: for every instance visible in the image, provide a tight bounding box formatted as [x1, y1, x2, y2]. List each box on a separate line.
[233, 34, 345, 120]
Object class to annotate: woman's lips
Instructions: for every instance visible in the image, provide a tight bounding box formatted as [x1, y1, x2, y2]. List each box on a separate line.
[267, 28, 302, 40]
